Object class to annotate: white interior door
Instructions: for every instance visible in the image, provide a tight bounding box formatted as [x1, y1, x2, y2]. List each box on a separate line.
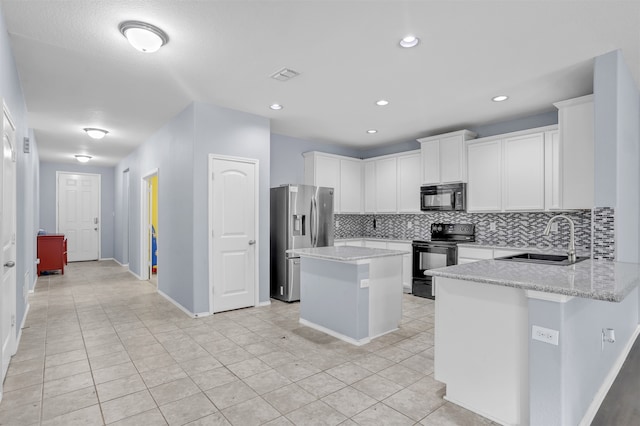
[210, 156, 257, 313]
[58, 173, 100, 261]
[1, 104, 17, 382]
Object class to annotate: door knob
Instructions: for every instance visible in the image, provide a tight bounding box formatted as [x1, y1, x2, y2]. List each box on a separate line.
[248, 240, 256, 245]
[4, 261, 15, 268]
[94, 228, 98, 231]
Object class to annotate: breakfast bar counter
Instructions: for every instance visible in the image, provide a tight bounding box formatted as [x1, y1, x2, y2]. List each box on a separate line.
[288, 246, 408, 345]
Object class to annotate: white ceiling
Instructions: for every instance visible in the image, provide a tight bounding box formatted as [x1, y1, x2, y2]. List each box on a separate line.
[2, 1, 639, 166]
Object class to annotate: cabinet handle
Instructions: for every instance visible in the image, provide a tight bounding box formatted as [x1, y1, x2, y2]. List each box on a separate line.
[4, 261, 15, 268]
[248, 240, 256, 245]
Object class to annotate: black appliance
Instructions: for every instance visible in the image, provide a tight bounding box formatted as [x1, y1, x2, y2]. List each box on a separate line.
[420, 183, 466, 211]
[412, 223, 475, 299]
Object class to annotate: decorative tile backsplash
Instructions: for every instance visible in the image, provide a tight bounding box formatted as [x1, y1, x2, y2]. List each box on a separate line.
[592, 207, 615, 260]
[335, 210, 594, 252]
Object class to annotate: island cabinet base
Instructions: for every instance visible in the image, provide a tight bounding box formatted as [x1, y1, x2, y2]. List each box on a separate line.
[434, 277, 529, 426]
[299, 256, 402, 346]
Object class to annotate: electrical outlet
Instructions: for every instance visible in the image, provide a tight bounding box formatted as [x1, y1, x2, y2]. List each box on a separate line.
[532, 325, 559, 345]
[407, 221, 413, 229]
[490, 222, 497, 231]
[336, 220, 340, 229]
[360, 279, 370, 288]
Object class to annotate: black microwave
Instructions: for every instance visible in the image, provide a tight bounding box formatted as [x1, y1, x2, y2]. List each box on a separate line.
[420, 183, 466, 211]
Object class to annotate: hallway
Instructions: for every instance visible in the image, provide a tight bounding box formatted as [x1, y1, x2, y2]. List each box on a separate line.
[0, 261, 490, 426]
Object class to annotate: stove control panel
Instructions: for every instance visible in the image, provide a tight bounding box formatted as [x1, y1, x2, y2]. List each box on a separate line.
[430, 223, 475, 241]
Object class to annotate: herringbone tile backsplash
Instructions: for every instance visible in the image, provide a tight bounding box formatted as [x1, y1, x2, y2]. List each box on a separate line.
[335, 210, 607, 254]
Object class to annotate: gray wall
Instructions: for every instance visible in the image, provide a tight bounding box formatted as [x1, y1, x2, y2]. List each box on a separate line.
[114, 104, 196, 312]
[1, 6, 37, 333]
[528, 288, 639, 426]
[39, 162, 115, 259]
[593, 50, 640, 264]
[193, 102, 271, 311]
[270, 133, 361, 186]
[114, 102, 270, 314]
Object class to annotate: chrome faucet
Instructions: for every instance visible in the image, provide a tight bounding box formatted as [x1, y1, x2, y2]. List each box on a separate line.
[543, 215, 576, 263]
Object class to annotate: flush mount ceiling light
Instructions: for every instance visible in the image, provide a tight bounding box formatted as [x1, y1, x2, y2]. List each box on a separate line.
[75, 154, 92, 163]
[399, 35, 419, 48]
[367, 129, 378, 134]
[269, 104, 283, 110]
[376, 100, 389, 106]
[492, 95, 509, 102]
[119, 21, 169, 53]
[83, 128, 109, 139]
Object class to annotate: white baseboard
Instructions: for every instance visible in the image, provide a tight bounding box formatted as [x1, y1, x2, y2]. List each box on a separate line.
[193, 311, 211, 318]
[30, 276, 37, 293]
[579, 324, 640, 426]
[112, 258, 129, 267]
[157, 289, 197, 319]
[99, 257, 114, 261]
[299, 318, 370, 346]
[257, 300, 271, 307]
[15, 303, 30, 351]
[128, 269, 143, 280]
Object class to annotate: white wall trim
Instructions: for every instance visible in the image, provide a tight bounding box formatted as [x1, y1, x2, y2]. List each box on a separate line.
[128, 269, 143, 280]
[140, 168, 158, 282]
[30, 276, 37, 293]
[208, 154, 260, 315]
[111, 258, 128, 267]
[15, 303, 30, 352]
[157, 288, 196, 318]
[99, 257, 114, 261]
[299, 318, 371, 346]
[257, 300, 271, 307]
[579, 324, 640, 426]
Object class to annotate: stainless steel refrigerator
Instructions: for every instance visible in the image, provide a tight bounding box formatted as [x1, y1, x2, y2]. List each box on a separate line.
[270, 184, 334, 302]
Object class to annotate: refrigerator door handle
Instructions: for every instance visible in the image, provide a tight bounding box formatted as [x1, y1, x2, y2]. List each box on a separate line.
[309, 198, 315, 247]
[311, 196, 319, 247]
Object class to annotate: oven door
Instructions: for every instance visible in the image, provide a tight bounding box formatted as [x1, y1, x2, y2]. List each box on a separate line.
[412, 243, 457, 299]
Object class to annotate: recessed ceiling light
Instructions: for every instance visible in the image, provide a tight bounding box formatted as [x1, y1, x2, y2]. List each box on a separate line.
[75, 155, 92, 163]
[376, 100, 389, 106]
[83, 128, 109, 139]
[367, 129, 378, 134]
[269, 104, 283, 110]
[399, 35, 419, 48]
[119, 21, 169, 53]
[492, 95, 509, 102]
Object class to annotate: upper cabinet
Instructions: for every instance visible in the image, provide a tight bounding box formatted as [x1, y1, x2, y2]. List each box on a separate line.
[554, 95, 594, 210]
[418, 130, 477, 185]
[467, 126, 557, 213]
[374, 157, 398, 213]
[397, 153, 421, 213]
[304, 152, 361, 214]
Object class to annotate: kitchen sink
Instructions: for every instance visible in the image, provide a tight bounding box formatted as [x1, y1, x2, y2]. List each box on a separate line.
[495, 252, 589, 266]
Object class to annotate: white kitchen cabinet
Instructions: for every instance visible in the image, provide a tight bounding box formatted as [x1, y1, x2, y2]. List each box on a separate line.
[544, 130, 562, 210]
[304, 152, 341, 213]
[467, 140, 502, 212]
[418, 130, 476, 185]
[363, 160, 376, 213]
[375, 157, 397, 213]
[397, 153, 421, 213]
[467, 126, 557, 213]
[457, 246, 525, 264]
[503, 133, 545, 211]
[554, 95, 594, 209]
[363, 240, 388, 249]
[340, 159, 362, 213]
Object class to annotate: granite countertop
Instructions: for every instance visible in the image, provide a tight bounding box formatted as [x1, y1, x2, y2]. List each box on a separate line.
[457, 242, 591, 257]
[335, 238, 412, 244]
[426, 259, 640, 302]
[288, 246, 408, 261]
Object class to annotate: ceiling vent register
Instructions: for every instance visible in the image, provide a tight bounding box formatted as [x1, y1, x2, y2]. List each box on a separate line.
[270, 68, 300, 82]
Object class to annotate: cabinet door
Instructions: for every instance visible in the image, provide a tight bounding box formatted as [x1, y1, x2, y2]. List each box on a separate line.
[544, 130, 562, 210]
[467, 141, 502, 212]
[364, 240, 388, 249]
[375, 158, 397, 212]
[440, 135, 465, 183]
[363, 161, 376, 213]
[503, 133, 545, 211]
[421, 140, 440, 184]
[397, 154, 421, 213]
[315, 155, 341, 213]
[340, 159, 362, 213]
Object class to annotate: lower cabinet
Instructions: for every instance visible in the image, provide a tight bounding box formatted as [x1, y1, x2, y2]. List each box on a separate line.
[457, 246, 525, 264]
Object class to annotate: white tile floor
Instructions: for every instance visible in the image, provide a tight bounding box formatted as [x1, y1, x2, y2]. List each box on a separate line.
[0, 261, 494, 425]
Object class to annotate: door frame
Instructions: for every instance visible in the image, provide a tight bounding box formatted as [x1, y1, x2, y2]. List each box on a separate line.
[55, 171, 102, 260]
[122, 168, 130, 266]
[140, 168, 158, 282]
[1, 100, 17, 388]
[208, 154, 259, 315]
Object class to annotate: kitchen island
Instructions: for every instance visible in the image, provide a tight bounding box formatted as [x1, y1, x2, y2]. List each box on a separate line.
[288, 246, 408, 345]
[427, 259, 640, 426]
